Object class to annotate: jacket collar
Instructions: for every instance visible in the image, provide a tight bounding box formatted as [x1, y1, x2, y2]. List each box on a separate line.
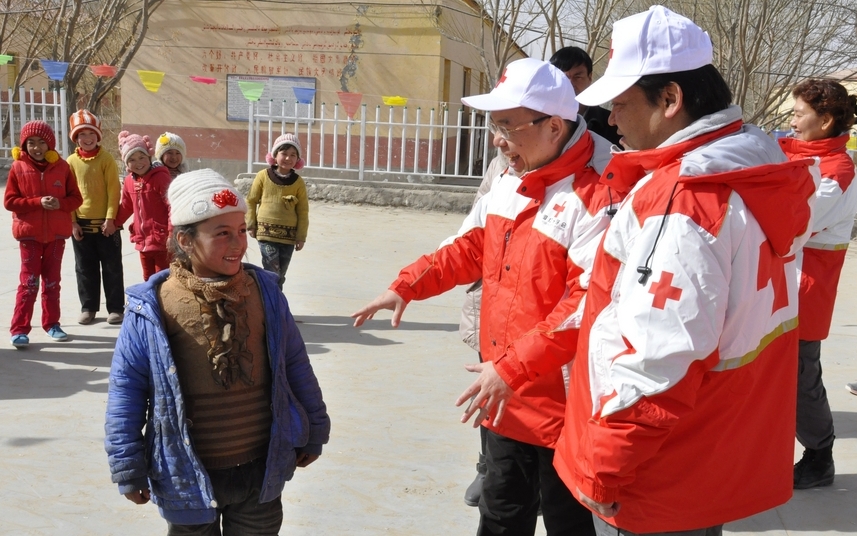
[600, 120, 743, 195]
[778, 133, 850, 159]
[516, 126, 595, 201]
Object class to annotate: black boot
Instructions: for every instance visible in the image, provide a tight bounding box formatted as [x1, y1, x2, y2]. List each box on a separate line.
[464, 453, 487, 507]
[794, 442, 835, 489]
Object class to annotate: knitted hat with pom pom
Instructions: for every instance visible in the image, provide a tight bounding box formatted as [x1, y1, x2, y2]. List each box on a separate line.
[265, 133, 304, 170]
[155, 131, 187, 161]
[117, 131, 154, 163]
[12, 120, 59, 163]
[168, 168, 247, 226]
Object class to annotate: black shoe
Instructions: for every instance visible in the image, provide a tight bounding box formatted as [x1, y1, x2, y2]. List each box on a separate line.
[794, 444, 835, 489]
[464, 453, 487, 507]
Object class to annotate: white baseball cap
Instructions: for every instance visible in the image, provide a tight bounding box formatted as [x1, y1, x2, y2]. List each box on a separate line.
[462, 58, 579, 120]
[577, 5, 713, 106]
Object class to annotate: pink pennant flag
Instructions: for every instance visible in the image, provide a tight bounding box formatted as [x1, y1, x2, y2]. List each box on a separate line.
[190, 76, 217, 85]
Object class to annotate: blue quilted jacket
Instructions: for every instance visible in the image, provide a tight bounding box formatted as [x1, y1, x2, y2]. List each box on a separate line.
[104, 265, 330, 525]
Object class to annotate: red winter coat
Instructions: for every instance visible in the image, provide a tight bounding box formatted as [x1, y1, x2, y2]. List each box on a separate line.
[4, 152, 83, 242]
[779, 134, 857, 340]
[391, 126, 616, 448]
[116, 165, 172, 252]
[554, 108, 816, 533]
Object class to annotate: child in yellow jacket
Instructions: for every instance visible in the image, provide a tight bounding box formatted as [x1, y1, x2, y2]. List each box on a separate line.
[246, 133, 309, 289]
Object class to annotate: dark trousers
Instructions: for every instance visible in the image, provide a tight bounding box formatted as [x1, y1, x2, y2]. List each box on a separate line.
[73, 231, 125, 313]
[796, 339, 835, 449]
[478, 430, 594, 536]
[167, 458, 282, 536]
[259, 241, 295, 289]
[11, 239, 64, 334]
[592, 515, 722, 536]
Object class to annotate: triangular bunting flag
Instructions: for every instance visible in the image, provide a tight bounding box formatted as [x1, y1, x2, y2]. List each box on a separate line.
[293, 87, 316, 104]
[190, 76, 217, 85]
[42, 60, 70, 81]
[238, 80, 266, 101]
[0, 54, 13, 65]
[137, 70, 165, 92]
[382, 96, 408, 107]
[337, 91, 363, 119]
[90, 64, 118, 77]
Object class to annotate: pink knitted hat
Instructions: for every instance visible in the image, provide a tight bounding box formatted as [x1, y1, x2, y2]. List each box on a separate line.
[265, 133, 305, 170]
[117, 130, 154, 163]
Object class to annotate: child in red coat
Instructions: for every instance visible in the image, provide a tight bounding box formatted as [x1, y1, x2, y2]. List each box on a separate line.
[4, 121, 83, 348]
[115, 131, 172, 281]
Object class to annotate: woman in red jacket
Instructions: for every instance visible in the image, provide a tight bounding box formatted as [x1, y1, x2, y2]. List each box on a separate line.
[779, 79, 857, 489]
[4, 121, 83, 348]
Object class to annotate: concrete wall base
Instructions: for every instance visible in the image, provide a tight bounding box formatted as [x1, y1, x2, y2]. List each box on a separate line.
[235, 174, 477, 214]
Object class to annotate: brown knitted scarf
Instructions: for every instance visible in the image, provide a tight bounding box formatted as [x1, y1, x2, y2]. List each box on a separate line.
[170, 262, 255, 390]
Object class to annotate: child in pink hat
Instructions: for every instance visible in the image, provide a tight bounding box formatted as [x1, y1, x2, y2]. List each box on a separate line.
[246, 133, 309, 289]
[114, 130, 173, 281]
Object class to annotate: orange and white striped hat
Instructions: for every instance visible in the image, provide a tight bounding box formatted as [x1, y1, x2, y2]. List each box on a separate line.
[69, 109, 102, 143]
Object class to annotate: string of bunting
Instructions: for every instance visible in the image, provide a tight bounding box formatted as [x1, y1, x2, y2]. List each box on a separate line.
[0, 52, 429, 108]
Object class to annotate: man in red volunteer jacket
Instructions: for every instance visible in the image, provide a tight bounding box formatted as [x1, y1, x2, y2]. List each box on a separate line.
[552, 6, 817, 535]
[352, 58, 615, 535]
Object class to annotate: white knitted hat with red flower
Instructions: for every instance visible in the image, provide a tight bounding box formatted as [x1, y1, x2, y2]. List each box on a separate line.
[168, 168, 247, 226]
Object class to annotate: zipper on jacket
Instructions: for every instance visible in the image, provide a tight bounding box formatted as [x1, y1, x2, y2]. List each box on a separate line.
[499, 229, 512, 280]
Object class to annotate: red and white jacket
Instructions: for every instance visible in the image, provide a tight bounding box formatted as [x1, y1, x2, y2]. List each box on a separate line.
[553, 106, 817, 532]
[391, 123, 616, 448]
[779, 134, 857, 340]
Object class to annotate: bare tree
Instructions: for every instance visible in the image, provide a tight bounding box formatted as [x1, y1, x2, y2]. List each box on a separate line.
[416, 0, 543, 85]
[1, 0, 163, 114]
[554, 0, 857, 128]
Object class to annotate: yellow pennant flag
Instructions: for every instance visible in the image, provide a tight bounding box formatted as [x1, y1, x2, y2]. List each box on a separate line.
[137, 70, 165, 92]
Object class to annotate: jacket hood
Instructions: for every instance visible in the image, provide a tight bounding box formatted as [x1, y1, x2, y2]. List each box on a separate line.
[679, 159, 815, 256]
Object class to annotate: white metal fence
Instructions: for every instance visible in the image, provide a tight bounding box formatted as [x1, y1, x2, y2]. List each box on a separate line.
[1, 87, 70, 159]
[247, 99, 492, 181]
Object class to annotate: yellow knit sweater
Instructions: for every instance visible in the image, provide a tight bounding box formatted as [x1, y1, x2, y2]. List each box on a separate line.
[66, 147, 121, 222]
[246, 169, 309, 245]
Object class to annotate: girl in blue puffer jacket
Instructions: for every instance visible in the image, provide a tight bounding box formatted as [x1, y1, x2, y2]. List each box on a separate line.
[105, 169, 330, 534]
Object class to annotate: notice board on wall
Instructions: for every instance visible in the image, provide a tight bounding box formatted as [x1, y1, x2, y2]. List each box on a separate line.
[226, 75, 316, 122]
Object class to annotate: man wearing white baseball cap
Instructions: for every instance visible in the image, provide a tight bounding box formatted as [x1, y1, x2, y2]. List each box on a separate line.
[352, 57, 615, 535]
[552, 6, 817, 535]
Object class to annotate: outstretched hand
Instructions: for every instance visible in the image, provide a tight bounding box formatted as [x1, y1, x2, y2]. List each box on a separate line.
[351, 290, 407, 327]
[455, 361, 513, 428]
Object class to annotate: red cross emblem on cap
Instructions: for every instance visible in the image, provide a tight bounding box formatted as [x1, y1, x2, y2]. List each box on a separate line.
[495, 68, 509, 88]
[212, 189, 239, 208]
[648, 271, 682, 309]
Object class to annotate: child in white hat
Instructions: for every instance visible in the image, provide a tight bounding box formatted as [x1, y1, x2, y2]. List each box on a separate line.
[154, 131, 188, 179]
[105, 168, 329, 533]
[246, 132, 309, 289]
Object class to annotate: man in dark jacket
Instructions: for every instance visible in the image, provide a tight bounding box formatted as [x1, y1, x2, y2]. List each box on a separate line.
[549, 46, 622, 146]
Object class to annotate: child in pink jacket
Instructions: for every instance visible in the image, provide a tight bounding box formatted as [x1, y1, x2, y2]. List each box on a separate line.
[115, 131, 172, 281]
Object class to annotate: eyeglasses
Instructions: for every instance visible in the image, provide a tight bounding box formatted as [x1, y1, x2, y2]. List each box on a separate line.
[488, 115, 551, 140]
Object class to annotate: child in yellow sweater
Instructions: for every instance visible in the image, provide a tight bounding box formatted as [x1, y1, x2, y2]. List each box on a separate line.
[246, 133, 309, 289]
[66, 110, 125, 325]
